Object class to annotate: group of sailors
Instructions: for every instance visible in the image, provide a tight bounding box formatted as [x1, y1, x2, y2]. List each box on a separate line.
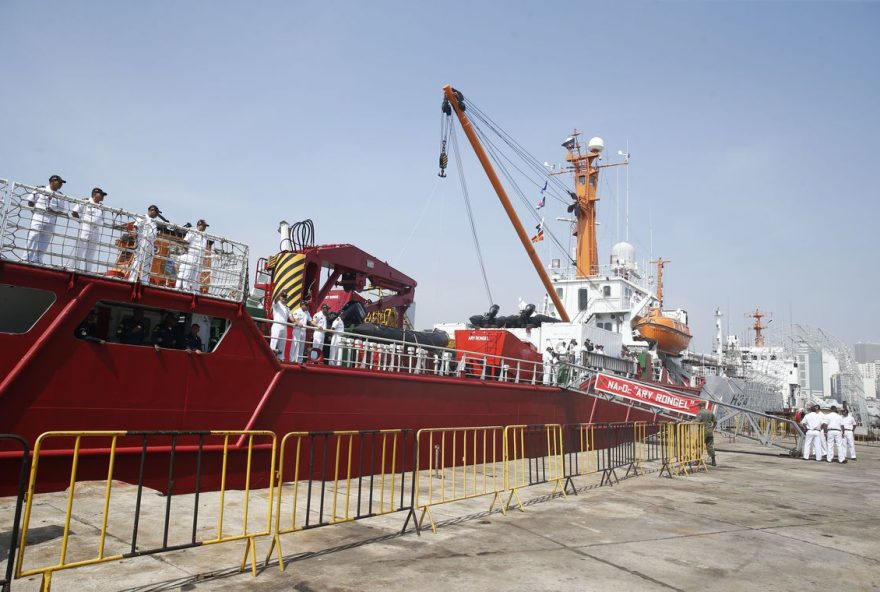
[23, 174, 212, 289]
[542, 339, 606, 385]
[799, 403, 859, 463]
[270, 292, 346, 364]
[74, 307, 207, 353]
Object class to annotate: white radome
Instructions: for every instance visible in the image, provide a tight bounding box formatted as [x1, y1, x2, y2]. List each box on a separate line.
[610, 241, 636, 269]
[588, 137, 605, 153]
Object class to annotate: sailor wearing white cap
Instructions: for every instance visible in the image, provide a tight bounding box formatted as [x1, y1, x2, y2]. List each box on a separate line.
[177, 219, 209, 291]
[841, 408, 857, 461]
[290, 295, 313, 363]
[72, 187, 107, 272]
[26, 174, 66, 264]
[822, 406, 846, 463]
[329, 313, 345, 366]
[130, 205, 161, 284]
[800, 404, 824, 461]
[270, 292, 290, 360]
[312, 304, 329, 354]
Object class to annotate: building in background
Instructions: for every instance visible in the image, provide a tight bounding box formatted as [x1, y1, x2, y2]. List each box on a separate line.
[854, 342, 880, 364]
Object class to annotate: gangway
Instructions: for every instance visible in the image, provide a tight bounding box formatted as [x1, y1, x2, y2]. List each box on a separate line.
[561, 366, 804, 455]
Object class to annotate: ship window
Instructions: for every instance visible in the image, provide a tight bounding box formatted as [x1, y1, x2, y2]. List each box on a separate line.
[556, 288, 563, 299]
[602, 285, 611, 297]
[0, 284, 56, 334]
[578, 175, 586, 185]
[73, 301, 230, 353]
[578, 288, 588, 311]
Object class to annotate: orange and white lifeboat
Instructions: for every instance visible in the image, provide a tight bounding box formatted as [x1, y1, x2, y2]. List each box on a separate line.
[632, 308, 692, 355]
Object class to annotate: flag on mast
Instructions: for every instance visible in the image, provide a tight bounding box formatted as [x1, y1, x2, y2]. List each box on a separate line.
[530, 219, 545, 243]
[536, 181, 548, 209]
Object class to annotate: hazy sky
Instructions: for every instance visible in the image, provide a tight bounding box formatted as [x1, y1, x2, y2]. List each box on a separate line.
[2, 1, 878, 349]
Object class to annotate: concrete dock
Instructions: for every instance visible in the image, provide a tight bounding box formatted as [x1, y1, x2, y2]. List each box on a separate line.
[3, 440, 878, 592]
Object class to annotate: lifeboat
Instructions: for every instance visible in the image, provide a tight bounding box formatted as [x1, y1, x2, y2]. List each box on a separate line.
[632, 308, 692, 355]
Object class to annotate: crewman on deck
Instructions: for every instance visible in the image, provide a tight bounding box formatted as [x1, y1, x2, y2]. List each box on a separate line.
[152, 313, 180, 351]
[823, 405, 846, 463]
[26, 174, 67, 264]
[312, 303, 329, 354]
[116, 308, 150, 345]
[71, 187, 107, 272]
[542, 346, 554, 385]
[74, 309, 105, 344]
[695, 401, 717, 466]
[177, 219, 209, 291]
[130, 205, 161, 284]
[270, 292, 290, 360]
[290, 295, 314, 363]
[184, 323, 204, 354]
[801, 404, 824, 461]
[329, 312, 345, 366]
[841, 406, 858, 461]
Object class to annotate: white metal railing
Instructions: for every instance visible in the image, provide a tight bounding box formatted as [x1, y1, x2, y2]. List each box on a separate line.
[251, 317, 577, 386]
[0, 181, 249, 303]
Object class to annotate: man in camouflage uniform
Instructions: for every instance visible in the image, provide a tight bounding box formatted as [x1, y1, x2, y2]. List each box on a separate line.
[695, 401, 717, 466]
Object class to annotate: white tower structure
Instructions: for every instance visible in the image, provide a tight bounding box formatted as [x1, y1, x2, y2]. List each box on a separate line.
[714, 308, 724, 356]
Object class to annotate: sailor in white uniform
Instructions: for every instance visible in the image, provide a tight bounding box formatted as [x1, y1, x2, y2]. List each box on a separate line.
[130, 205, 161, 284]
[177, 219, 210, 291]
[841, 408, 857, 460]
[800, 404, 824, 461]
[290, 297, 313, 363]
[26, 174, 67, 264]
[822, 405, 846, 463]
[270, 292, 290, 360]
[312, 304, 329, 354]
[329, 313, 345, 366]
[542, 347, 554, 385]
[71, 187, 107, 272]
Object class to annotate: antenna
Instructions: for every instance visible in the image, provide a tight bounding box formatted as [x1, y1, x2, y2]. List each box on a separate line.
[618, 144, 630, 240]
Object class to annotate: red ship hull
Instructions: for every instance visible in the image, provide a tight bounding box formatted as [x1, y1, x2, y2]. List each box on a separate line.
[0, 263, 659, 494]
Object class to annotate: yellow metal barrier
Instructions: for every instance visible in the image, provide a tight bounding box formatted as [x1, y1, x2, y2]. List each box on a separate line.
[15, 430, 276, 591]
[630, 421, 648, 476]
[414, 427, 505, 533]
[267, 429, 414, 570]
[673, 423, 708, 475]
[503, 424, 566, 506]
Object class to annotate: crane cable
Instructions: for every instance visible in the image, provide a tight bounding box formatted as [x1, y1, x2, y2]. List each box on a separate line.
[450, 125, 494, 306]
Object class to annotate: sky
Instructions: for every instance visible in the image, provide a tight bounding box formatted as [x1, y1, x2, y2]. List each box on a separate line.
[2, 1, 878, 350]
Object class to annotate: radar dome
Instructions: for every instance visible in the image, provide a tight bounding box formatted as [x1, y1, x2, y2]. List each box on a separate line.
[588, 137, 605, 153]
[610, 241, 636, 269]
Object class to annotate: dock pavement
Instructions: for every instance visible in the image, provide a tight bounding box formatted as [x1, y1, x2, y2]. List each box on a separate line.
[2, 439, 878, 592]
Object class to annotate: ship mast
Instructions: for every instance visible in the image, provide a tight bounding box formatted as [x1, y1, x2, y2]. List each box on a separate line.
[443, 85, 570, 322]
[747, 308, 770, 347]
[651, 258, 668, 307]
[565, 134, 602, 277]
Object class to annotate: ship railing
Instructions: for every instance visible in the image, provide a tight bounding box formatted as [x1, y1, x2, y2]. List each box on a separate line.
[252, 317, 559, 385]
[253, 316, 645, 386]
[551, 263, 651, 290]
[0, 181, 249, 303]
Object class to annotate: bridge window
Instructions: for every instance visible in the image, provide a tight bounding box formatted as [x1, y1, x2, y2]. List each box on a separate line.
[73, 301, 230, 352]
[578, 288, 588, 311]
[602, 285, 611, 297]
[0, 284, 56, 333]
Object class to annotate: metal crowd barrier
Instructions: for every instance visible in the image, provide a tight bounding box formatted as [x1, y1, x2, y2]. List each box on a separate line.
[15, 430, 276, 591]
[267, 430, 418, 571]
[0, 181, 249, 303]
[6, 421, 710, 588]
[413, 427, 506, 533]
[659, 422, 707, 476]
[0, 435, 29, 592]
[502, 424, 566, 505]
